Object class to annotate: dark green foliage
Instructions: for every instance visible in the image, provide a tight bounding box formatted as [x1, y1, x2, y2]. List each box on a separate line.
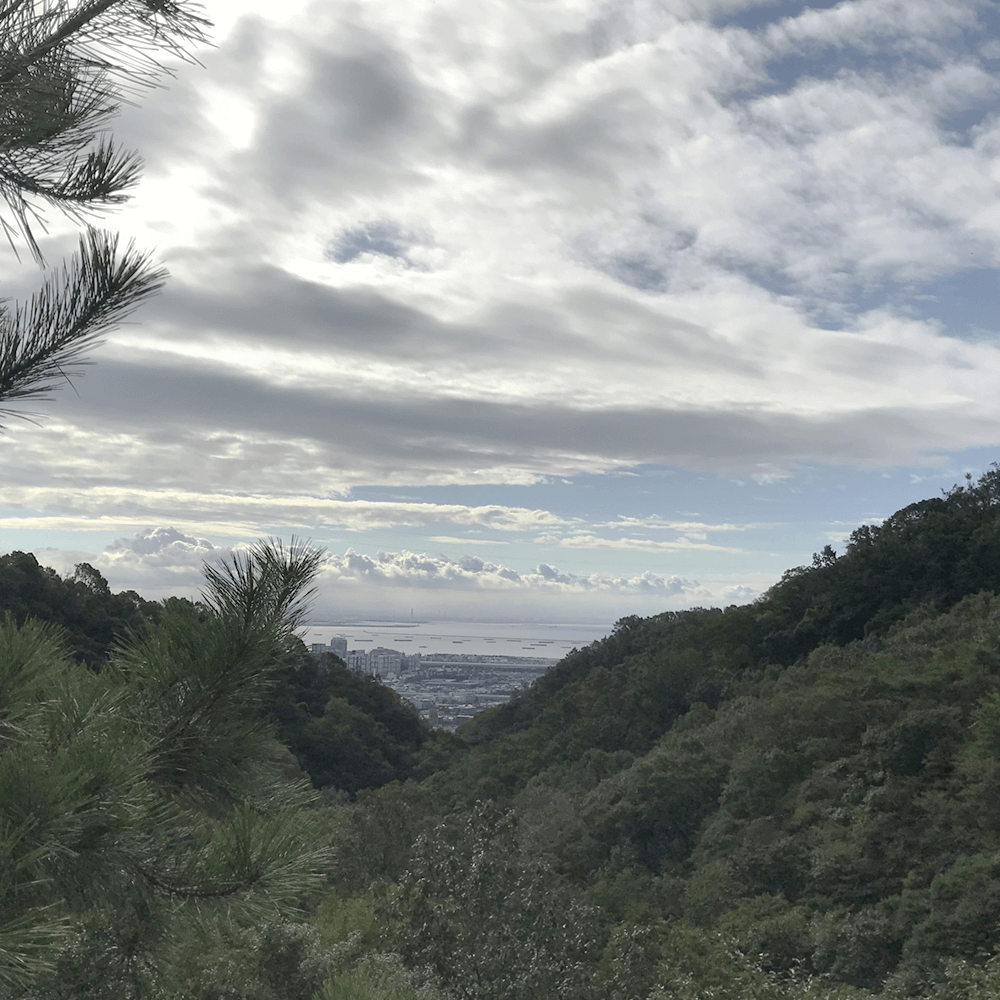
[810, 905, 902, 988]
[900, 854, 1000, 972]
[0, 550, 161, 666]
[301, 696, 401, 795]
[324, 781, 436, 894]
[264, 652, 436, 797]
[168, 918, 333, 1000]
[398, 570, 1000, 993]
[588, 732, 729, 871]
[757, 466, 1000, 661]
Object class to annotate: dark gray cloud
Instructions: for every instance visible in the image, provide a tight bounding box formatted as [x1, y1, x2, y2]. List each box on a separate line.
[245, 30, 437, 208]
[111, 65, 211, 171]
[40, 353, 996, 489]
[137, 263, 755, 377]
[455, 89, 655, 183]
[145, 264, 446, 355]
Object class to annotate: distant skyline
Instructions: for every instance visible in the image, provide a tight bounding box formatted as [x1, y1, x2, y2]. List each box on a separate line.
[301, 621, 616, 654]
[3, 0, 1000, 622]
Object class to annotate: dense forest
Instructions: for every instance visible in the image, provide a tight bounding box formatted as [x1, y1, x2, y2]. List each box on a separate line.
[9, 467, 1000, 997]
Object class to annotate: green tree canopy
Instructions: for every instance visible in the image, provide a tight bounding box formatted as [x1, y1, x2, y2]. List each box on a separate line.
[0, 550, 161, 666]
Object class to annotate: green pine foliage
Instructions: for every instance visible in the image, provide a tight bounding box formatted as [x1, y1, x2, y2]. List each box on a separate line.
[0, 540, 333, 998]
[1, 0, 211, 421]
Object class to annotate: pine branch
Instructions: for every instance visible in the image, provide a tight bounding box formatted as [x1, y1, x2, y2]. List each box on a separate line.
[0, 0, 120, 83]
[201, 538, 324, 640]
[0, 47, 128, 259]
[132, 805, 331, 910]
[0, 909, 75, 993]
[0, 0, 212, 88]
[0, 141, 143, 262]
[0, 0, 211, 256]
[0, 227, 166, 422]
[144, 540, 324, 787]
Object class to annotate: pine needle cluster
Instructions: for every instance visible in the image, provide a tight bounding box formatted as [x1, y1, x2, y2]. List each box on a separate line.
[0, 539, 333, 998]
[0, 0, 211, 422]
[0, 0, 210, 258]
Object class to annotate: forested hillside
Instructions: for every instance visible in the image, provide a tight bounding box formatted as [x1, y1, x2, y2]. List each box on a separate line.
[310, 465, 1000, 999]
[11, 468, 1000, 997]
[0, 551, 161, 667]
[461, 465, 1000, 763]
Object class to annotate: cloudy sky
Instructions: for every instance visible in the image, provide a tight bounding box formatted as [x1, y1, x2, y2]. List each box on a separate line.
[3, 0, 1000, 624]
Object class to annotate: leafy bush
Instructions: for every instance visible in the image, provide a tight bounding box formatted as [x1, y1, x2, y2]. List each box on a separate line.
[387, 801, 604, 1000]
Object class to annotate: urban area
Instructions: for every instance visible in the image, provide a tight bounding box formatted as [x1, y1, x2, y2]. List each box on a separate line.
[309, 637, 558, 730]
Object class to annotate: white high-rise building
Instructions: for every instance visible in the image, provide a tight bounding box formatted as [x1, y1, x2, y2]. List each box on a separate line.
[368, 647, 402, 676]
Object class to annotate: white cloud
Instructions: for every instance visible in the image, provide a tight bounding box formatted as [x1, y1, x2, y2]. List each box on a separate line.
[538, 533, 742, 553]
[87, 527, 232, 597]
[0, 488, 571, 535]
[319, 547, 701, 597]
[83, 529, 717, 604]
[428, 535, 510, 545]
[759, 0, 976, 53]
[593, 515, 745, 532]
[105, 526, 219, 559]
[309, 549, 753, 619]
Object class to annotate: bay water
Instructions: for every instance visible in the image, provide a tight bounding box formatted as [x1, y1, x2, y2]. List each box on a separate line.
[303, 619, 613, 658]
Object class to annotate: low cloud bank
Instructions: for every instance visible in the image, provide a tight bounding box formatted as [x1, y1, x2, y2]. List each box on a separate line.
[79, 528, 759, 617]
[323, 547, 698, 596]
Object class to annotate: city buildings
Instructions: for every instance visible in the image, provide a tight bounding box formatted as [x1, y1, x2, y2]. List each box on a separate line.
[310, 636, 347, 657]
[308, 638, 557, 730]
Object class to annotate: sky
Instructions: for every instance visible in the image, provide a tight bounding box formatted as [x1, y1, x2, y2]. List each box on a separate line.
[3, 0, 1000, 624]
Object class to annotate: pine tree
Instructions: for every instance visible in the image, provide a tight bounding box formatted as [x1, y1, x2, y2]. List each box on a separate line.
[0, 0, 210, 423]
[0, 539, 333, 997]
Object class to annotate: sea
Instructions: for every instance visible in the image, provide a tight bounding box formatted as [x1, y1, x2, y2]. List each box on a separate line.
[302, 620, 613, 658]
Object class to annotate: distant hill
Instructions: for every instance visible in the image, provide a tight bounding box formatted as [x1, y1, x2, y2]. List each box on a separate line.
[459, 464, 1000, 758]
[0, 550, 162, 666]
